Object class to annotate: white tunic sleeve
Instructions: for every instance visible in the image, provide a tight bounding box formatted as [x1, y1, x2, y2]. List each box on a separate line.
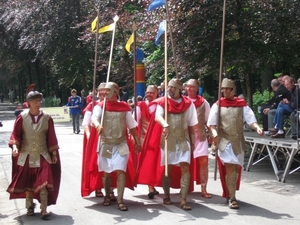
[244, 106, 257, 125]
[91, 104, 102, 128]
[82, 111, 92, 126]
[126, 111, 138, 129]
[187, 103, 198, 126]
[207, 103, 218, 126]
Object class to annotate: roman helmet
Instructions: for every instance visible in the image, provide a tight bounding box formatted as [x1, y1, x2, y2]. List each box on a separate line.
[98, 82, 106, 90]
[105, 82, 119, 99]
[221, 78, 236, 94]
[168, 78, 183, 97]
[186, 79, 199, 89]
[146, 84, 158, 95]
[27, 91, 43, 101]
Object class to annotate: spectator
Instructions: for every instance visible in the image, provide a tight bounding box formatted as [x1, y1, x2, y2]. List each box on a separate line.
[14, 103, 23, 118]
[269, 77, 296, 138]
[159, 82, 165, 97]
[290, 78, 300, 140]
[0, 92, 4, 103]
[121, 88, 129, 102]
[65, 89, 82, 134]
[8, 90, 14, 103]
[260, 79, 291, 133]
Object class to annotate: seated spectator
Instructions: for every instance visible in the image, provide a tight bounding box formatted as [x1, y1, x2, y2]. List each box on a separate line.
[290, 111, 299, 140]
[14, 103, 23, 118]
[260, 78, 291, 133]
[269, 77, 297, 138]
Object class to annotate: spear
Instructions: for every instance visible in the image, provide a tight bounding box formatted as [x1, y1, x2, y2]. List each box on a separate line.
[100, 15, 119, 127]
[163, 20, 168, 177]
[165, 0, 178, 79]
[214, 0, 227, 181]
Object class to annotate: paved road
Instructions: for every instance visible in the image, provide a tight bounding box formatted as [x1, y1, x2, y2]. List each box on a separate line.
[1, 119, 300, 225]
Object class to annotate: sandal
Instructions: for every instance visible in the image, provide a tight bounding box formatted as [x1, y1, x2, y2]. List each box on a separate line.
[201, 191, 212, 198]
[27, 203, 36, 216]
[153, 188, 159, 195]
[148, 188, 159, 199]
[163, 197, 173, 205]
[110, 191, 117, 202]
[95, 190, 104, 197]
[117, 202, 128, 211]
[180, 203, 192, 211]
[103, 197, 111, 206]
[40, 210, 50, 220]
[228, 199, 239, 209]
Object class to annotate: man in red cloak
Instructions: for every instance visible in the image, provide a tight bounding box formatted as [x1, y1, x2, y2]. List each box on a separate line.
[208, 78, 263, 209]
[91, 82, 141, 211]
[137, 78, 198, 211]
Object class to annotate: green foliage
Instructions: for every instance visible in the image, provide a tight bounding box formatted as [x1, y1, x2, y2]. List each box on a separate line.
[202, 91, 215, 106]
[44, 97, 61, 107]
[252, 90, 274, 123]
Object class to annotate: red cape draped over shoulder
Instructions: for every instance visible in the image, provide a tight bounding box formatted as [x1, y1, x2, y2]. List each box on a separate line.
[216, 97, 247, 107]
[81, 100, 135, 197]
[136, 96, 194, 191]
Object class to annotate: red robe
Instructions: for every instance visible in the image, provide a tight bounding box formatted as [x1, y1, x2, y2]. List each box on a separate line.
[136, 96, 195, 191]
[81, 101, 136, 197]
[7, 112, 61, 206]
[216, 97, 247, 198]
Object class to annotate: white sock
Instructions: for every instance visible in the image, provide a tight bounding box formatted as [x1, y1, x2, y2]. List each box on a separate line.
[278, 129, 284, 134]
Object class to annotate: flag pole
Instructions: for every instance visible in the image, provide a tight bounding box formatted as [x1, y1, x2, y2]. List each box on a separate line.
[92, 11, 100, 109]
[214, 0, 227, 181]
[100, 15, 119, 127]
[164, 20, 168, 177]
[165, 0, 179, 79]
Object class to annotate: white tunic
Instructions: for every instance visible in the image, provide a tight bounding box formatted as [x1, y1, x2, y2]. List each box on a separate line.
[92, 104, 138, 173]
[156, 97, 198, 166]
[190, 99, 211, 158]
[207, 103, 257, 165]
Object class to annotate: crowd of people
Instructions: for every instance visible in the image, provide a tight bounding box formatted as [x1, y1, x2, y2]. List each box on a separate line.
[260, 74, 300, 140]
[5, 75, 299, 220]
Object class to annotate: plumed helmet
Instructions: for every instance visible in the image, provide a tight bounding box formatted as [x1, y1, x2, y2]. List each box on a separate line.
[98, 82, 106, 90]
[186, 79, 199, 90]
[221, 78, 236, 93]
[105, 82, 119, 98]
[26, 84, 35, 96]
[27, 91, 43, 100]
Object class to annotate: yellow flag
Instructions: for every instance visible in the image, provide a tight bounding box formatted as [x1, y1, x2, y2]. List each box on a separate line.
[125, 33, 134, 53]
[91, 16, 98, 32]
[98, 23, 115, 33]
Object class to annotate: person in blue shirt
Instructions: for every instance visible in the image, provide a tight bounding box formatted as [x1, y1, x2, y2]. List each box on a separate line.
[65, 89, 82, 134]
